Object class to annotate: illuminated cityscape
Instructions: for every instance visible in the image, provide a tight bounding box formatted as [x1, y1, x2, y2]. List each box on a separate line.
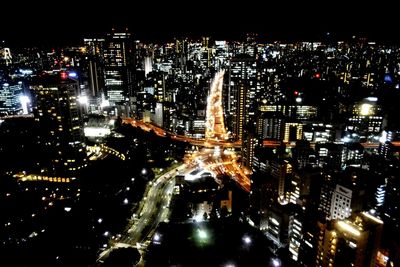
[2, 4, 400, 267]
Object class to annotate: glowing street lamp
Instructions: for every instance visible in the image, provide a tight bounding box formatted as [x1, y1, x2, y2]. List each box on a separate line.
[243, 235, 252, 245]
[197, 228, 208, 240]
[272, 258, 281, 267]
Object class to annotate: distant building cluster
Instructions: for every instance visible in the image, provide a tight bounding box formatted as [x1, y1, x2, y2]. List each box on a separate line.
[1, 31, 400, 266]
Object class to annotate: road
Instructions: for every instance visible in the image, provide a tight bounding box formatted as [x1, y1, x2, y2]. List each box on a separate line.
[185, 148, 251, 192]
[96, 164, 189, 265]
[96, 71, 254, 265]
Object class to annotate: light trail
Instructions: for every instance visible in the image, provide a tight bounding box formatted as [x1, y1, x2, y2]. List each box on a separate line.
[205, 70, 228, 141]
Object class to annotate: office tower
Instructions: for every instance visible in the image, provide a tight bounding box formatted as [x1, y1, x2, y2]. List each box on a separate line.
[341, 142, 364, 168]
[83, 38, 105, 56]
[0, 82, 24, 115]
[316, 212, 383, 267]
[103, 29, 134, 105]
[242, 131, 258, 168]
[145, 71, 165, 102]
[292, 140, 316, 169]
[30, 73, 86, 175]
[0, 47, 12, 66]
[330, 184, 353, 220]
[233, 80, 247, 140]
[263, 203, 299, 252]
[318, 170, 370, 220]
[289, 172, 302, 204]
[82, 39, 105, 99]
[289, 210, 304, 262]
[144, 56, 153, 77]
[228, 56, 257, 140]
[383, 171, 400, 228]
[244, 33, 257, 58]
[316, 143, 343, 170]
[256, 111, 284, 140]
[303, 123, 336, 143]
[319, 173, 336, 219]
[271, 159, 292, 205]
[283, 122, 303, 142]
[151, 102, 163, 128]
[378, 130, 399, 159]
[346, 97, 383, 141]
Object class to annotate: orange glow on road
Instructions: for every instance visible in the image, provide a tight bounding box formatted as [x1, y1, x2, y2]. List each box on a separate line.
[122, 71, 251, 192]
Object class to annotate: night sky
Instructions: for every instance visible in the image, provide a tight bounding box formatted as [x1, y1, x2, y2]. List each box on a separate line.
[0, 1, 398, 46]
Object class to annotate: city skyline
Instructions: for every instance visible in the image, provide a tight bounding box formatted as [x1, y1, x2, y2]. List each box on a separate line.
[2, 17, 400, 266]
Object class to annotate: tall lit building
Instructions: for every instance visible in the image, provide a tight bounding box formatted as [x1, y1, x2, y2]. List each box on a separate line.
[284, 122, 303, 142]
[30, 73, 86, 175]
[0, 47, 12, 66]
[242, 131, 258, 168]
[271, 159, 292, 205]
[256, 111, 284, 140]
[329, 185, 352, 220]
[145, 71, 166, 102]
[316, 143, 343, 170]
[103, 29, 134, 104]
[289, 210, 304, 262]
[151, 102, 163, 128]
[346, 97, 383, 141]
[228, 56, 257, 140]
[316, 212, 383, 267]
[144, 56, 153, 77]
[318, 170, 370, 221]
[0, 82, 24, 115]
[319, 173, 335, 219]
[233, 80, 247, 140]
[82, 38, 105, 98]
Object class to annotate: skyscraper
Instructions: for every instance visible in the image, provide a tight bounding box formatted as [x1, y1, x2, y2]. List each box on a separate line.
[0, 82, 24, 115]
[346, 97, 383, 142]
[316, 212, 383, 267]
[83, 38, 105, 98]
[30, 73, 86, 175]
[103, 29, 134, 105]
[242, 130, 258, 168]
[228, 56, 257, 140]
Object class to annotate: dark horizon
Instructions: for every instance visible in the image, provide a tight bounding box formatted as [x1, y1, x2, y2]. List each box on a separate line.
[1, 1, 399, 47]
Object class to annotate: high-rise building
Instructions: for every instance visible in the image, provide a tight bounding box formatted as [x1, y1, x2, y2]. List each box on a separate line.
[233, 80, 247, 140]
[316, 143, 343, 170]
[256, 111, 284, 140]
[346, 97, 383, 141]
[144, 56, 153, 77]
[319, 174, 335, 219]
[0, 82, 24, 115]
[318, 170, 370, 221]
[292, 140, 316, 169]
[316, 212, 383, 267]
[145, 71, 166, 102]
[0, 47, 12, 66]
[262, 203, 300, 253]
[242, 131, 258, 168]
[228, 56, 257, 140]
[284, 122, 303, 142]
[271, 159, 292, 205]
[289, 210, 304, 262]
[30, 73, 86, 175]
[103, 29, 134, 104]
[341, 142, 364, 168]
[330, 185, 353, 220]
[151, 102, 163, 128]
